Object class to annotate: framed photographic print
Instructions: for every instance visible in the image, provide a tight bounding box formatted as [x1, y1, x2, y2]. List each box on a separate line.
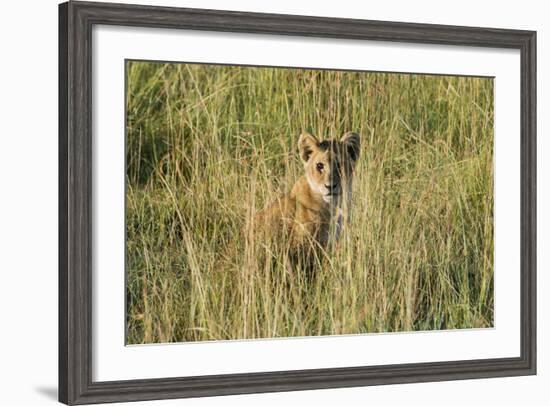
[59, 1, 536, 404]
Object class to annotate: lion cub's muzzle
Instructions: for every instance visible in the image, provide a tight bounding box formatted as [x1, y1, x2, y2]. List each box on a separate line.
[324, 183, 340, 196]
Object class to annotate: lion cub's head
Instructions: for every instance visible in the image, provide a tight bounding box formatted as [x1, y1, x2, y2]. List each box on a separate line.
[298, 132, 361, 203]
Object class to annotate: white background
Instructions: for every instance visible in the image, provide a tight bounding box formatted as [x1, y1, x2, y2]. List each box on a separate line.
[0, 0, 547, 405]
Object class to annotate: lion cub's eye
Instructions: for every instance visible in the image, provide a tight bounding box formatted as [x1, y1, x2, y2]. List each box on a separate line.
[316, 162, 324, 172]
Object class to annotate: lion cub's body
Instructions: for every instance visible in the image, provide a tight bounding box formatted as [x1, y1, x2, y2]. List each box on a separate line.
[249, 132, 360, 264]
[254, 175, 339, 251]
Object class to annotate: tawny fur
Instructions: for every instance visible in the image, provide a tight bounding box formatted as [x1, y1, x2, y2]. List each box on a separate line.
[249, 131, 361, 264]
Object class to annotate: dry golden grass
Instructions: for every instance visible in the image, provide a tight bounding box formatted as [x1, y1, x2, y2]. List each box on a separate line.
[125, 61, 494, 344]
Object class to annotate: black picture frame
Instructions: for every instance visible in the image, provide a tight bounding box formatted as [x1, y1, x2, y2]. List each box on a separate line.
[59, 1, 537, 404]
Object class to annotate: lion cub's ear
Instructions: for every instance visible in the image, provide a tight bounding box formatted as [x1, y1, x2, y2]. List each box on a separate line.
[298, 132, 319, 163]
[340, 132, 361, 163]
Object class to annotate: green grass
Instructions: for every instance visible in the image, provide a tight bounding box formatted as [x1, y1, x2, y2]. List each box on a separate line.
[125, 61, 494, 344]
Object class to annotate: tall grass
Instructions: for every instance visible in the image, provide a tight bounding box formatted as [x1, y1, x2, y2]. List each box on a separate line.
[125, 61, 494, 344]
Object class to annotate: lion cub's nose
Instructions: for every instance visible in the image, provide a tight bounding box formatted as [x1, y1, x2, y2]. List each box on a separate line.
[325, 183, 338, 190]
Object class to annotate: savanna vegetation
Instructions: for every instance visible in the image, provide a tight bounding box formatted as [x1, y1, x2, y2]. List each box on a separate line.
[125, 61, 494, 344]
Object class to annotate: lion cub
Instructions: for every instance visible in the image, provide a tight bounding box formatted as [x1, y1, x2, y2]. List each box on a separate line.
[250, 131, 361, 266]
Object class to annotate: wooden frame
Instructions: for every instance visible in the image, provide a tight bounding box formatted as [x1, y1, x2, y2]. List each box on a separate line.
[59, 1, 536, 404]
